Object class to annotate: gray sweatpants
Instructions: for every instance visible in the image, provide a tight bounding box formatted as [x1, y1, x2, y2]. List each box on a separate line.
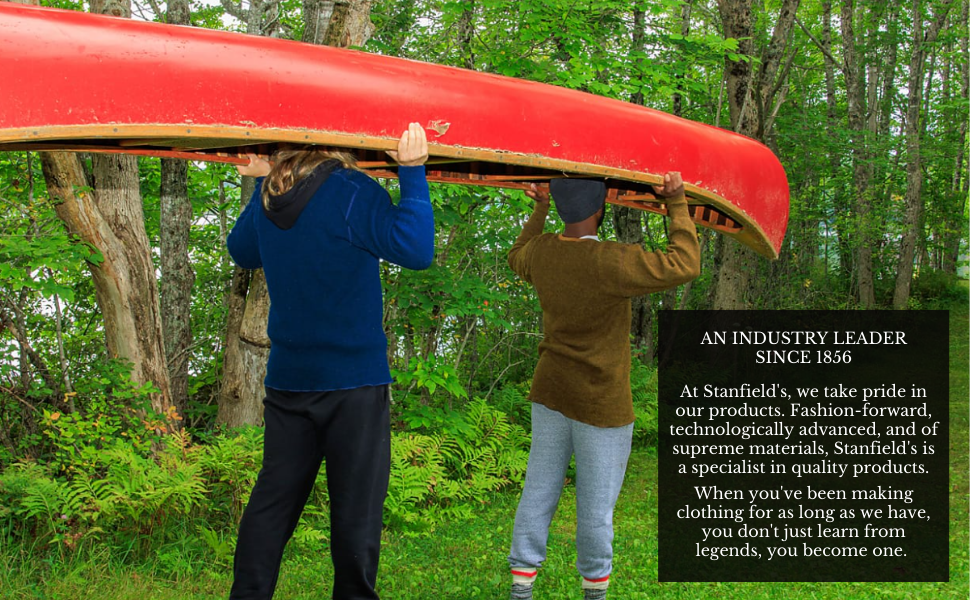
[508, 402, 634, 580]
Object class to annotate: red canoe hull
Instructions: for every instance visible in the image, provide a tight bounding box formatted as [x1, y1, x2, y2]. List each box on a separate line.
[0, 4, 789, 258]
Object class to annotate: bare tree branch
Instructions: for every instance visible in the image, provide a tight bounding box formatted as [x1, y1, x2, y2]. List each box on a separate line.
[0, 300, 61, 399]
[795, 15, 837, 64]
[220, 0, 249, 23]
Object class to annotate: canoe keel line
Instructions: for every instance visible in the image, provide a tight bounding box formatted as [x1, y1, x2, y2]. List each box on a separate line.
[0, 4, 788, 258]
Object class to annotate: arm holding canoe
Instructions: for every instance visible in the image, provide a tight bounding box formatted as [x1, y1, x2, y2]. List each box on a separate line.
[226, 179, 264, 270]
[608, 172, 700, 297]
[507, 183, 550, 283]
[345, 123, 435, 270]
[226, 154, 272, 269]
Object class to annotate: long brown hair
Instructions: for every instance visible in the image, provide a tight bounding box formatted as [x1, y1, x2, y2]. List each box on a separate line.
[261, 146, 358, 209]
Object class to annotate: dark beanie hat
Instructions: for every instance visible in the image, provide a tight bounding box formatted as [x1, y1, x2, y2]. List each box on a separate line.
[549, 178, 607, 224]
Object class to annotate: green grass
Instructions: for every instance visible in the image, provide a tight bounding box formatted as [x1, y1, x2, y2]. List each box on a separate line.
[2, 302, 968, 599]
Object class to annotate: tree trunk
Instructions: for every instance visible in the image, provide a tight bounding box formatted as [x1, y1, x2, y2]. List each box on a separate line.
[943, 1, 969, 273]
[841, 0, 875, 307]
[712, 0, 800, 309]
[611, 5, 654, 359]
[218, 270, 270, 427]
[25, 0, 177, 422]
[717, 0, 757, 136]
[218, 177, 269, 426]
[893, 0, 957, 308]
[671, 0, 693, 117]
[822, 0, 852, 278]
[457, 0, 475, 70]
[302, 0, 337, 44]
[159, 0, 194, 421]
[41, 151, 174, 417]
[324, 0, 374, 48]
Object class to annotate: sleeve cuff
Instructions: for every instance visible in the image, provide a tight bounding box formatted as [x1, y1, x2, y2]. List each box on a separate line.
[665, 192, 687, 206]
[398, 165, 430, 200]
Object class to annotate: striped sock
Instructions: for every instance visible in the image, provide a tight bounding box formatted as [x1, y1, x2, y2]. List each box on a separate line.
[511, 568, 537, 599]
[582, 575, 609, 599]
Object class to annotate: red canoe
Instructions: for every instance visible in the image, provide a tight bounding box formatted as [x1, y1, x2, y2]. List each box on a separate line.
[0, 4, 789, 258]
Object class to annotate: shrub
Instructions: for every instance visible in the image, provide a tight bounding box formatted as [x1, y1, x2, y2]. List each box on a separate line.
[0, 432, 209, 554]
[631, 362, 658, 448]
[38, 359, 166, 476]
[911, 269, 967, 308]
[195, 425, 263, 526]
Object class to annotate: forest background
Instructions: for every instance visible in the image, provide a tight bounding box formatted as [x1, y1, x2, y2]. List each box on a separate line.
[0, 0, 967, 598]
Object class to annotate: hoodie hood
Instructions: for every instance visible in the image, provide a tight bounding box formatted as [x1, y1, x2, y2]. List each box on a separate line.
[263, 159, 340, 230]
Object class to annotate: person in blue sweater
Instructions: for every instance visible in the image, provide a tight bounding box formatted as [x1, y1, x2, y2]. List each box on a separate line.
[226, 122, 434, 600]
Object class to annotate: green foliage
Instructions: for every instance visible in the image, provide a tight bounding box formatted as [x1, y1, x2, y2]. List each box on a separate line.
[910, 269, 969, 309]
[385, 398, 529, 531]
[392, 356, 468, 399]
[194, 426, 263, 525]
[438, 397, 530, 490]
[385, 433, 449, 529]
[0, 233, 97, 302]
[38, 360, 164, 475]
[1, 432, 207, 551]
[631, 362, 659, 447]
[2, 397, 529, 562]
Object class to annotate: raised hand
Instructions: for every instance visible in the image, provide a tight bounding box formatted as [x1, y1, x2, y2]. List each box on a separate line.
[236, 153, 272, 178]
[525, 183, 550, 206]
[651, 171, 685, 198]
[386, 122, 429, 167]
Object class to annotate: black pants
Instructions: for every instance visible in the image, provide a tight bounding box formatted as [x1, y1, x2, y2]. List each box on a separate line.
[229, 385, 391, 600]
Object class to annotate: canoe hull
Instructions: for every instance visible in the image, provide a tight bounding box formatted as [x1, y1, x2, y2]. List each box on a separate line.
[0, 4, 789, 258]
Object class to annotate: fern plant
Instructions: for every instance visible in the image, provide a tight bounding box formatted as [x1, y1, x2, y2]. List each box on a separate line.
[385, 433, 448, 530]
[14, 463, 70, 541]
[196, 425, 263, 526]
[384, 398, 530, 532]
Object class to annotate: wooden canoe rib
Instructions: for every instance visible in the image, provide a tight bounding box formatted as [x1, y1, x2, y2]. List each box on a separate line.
[0, 4, 789, 259]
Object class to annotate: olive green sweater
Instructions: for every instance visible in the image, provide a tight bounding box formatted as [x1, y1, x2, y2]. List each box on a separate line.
[508, 195, 700, 427]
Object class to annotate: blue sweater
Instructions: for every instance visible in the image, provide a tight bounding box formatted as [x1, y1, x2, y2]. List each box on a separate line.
[227, 165, 434, 391]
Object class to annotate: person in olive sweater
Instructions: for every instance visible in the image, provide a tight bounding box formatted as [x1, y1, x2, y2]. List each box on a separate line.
[506, 174, 700, 600]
